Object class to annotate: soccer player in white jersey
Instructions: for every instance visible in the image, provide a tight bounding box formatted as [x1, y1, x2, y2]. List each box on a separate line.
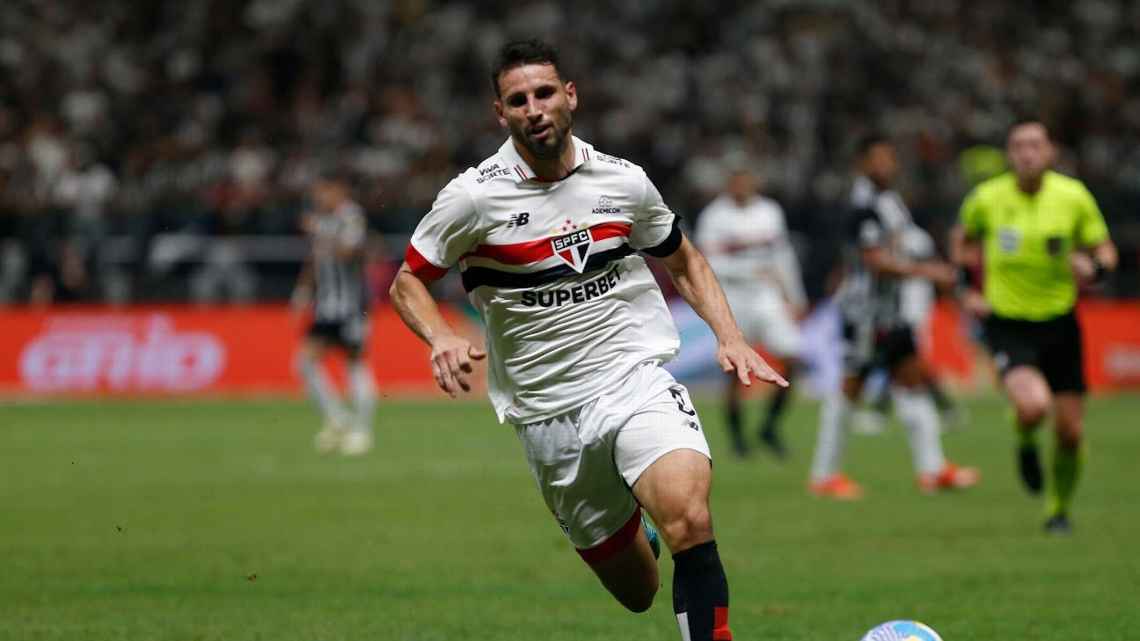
[695, 166, 806, 458]
[809, 135, 978, 499]
[292, 174, 378, 456]
[390, 40, 786, 641]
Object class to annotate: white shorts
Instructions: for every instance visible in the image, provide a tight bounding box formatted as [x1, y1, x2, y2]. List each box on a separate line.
[514, 362, 712, 561]
[724, 286, 802, 359]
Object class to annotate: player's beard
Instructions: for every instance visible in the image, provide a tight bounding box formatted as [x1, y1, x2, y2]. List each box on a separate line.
[512, 112, 572, 160]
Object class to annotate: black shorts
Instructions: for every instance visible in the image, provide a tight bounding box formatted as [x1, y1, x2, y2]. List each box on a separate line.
[983, 311, 1085, 394]
[842, 322, 918, 378]
[307, 316, 369, 356]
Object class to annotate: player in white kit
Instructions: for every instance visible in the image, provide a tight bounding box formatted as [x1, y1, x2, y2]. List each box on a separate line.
[389, 40, 786, 641]
[696, 166, 806, 458]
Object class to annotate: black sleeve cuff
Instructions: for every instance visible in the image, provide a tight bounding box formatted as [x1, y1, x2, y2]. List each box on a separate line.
[641, 218, 683, 258]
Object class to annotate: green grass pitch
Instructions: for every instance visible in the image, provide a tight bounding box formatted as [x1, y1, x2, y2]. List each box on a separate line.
[1, 394, 1137, 640]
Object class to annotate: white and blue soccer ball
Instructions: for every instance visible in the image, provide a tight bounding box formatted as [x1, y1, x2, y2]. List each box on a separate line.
[860, 620, 944, 641]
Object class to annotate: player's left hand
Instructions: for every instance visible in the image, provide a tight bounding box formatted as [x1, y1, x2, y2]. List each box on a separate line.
[1070, 252, 1097, 283]
[717, 337, 789, 388]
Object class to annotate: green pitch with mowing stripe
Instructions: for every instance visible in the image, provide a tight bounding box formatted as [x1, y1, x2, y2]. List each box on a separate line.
[1, 395, 1136, 640]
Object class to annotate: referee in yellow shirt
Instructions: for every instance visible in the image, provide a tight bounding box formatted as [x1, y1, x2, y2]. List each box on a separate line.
[952, 119, 1119, 534]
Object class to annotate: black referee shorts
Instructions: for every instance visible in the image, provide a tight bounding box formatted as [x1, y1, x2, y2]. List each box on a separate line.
[983, 311, 1086, 394]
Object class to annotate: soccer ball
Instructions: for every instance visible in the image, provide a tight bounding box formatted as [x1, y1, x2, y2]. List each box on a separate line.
[860, 620, 944, 641]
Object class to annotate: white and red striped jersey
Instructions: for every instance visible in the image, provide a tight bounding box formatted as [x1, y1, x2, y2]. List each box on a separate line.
[694, 194, 806, 310]
[406, 137, 682, 423]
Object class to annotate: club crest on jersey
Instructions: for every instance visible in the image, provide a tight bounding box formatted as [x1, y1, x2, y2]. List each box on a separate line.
[551, 228, 593, 273]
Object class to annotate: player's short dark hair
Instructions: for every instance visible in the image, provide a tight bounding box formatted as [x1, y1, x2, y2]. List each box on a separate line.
[491, 39, 563, 96]
[314, 166, 352, 187]
[1008, 117, 1051, 140]
[855, 133, 892, 158]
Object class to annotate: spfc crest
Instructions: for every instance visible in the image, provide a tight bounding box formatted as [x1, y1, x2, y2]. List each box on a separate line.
[551, 228, 593, 273]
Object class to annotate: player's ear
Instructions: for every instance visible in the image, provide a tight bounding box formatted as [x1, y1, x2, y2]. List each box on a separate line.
[564, 80, 578, 112]
[493, 98, 507, 128]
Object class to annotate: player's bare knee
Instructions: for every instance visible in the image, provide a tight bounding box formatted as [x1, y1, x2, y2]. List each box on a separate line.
[659, 505, 713, 551]
[1014, 398, 1049, 427]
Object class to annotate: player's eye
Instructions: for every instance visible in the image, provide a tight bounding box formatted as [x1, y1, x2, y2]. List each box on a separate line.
[507, 94, 526, 107]
[535, 85, 555, 99]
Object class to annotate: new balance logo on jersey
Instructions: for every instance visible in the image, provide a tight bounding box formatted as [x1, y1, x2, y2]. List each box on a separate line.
[507, 212, 530, 228]
[551, 229, 593, 273]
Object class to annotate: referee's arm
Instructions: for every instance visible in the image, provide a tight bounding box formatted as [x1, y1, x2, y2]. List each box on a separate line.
[1073, 239, 1118, 284]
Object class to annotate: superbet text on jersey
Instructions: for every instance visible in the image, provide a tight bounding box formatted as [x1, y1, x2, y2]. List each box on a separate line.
[405, 137, 683, 423]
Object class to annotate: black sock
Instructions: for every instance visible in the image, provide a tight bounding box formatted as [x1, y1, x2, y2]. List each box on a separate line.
[927, 379, 953, 412]
[726, 396, 744, 446]
[759, 383, 792, 436]
[672, 541, 732, 641]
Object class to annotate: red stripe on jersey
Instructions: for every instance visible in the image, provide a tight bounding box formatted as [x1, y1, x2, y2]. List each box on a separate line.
[576, 507, 641, 565]
[713, 607, 733, 640]
[464, 222, 631, 265]
[404, 244, 449, 281]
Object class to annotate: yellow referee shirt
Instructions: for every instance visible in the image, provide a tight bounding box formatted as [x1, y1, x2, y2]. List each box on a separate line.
[959, 171, 1109, 321]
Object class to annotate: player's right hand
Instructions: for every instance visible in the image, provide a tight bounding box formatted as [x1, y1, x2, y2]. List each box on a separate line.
[430, 334, 486, 398]
[960, 289, 991, 318]
[923, 261, 959, 288]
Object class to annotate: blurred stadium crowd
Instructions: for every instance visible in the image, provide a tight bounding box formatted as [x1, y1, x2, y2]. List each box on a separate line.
[2, 0, 1139, 303]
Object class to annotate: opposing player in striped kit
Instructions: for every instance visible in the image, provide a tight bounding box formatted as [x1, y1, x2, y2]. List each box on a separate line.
[292, 174, 378, 456]
[390, 40, 786, 641]
[809, 136, 979, 498]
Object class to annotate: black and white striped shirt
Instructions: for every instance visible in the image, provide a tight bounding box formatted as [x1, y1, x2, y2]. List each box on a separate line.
[836, 175, 913, 328]
[311, 201, 368, 322]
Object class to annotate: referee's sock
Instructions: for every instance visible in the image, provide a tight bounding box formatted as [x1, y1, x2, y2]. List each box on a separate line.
[1046, 443, 1084, 518]
[673, 541, 733, 641]
[1011, 410, 1039, 446]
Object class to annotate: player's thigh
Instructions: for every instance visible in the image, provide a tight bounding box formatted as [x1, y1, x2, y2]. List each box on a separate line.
[1003, 367, 1053, 421]
[514, 413, 638, 554]
[339, 315, 370, 356]
[631, 448, 713, 552]
[515, 409, 659, 609]
[298, 332, 330, 363]
[1038, 312, 1087, 397]
[883, 327, 924, 387]
[841, 319, 875, 385]
[609, 371, 714, 551]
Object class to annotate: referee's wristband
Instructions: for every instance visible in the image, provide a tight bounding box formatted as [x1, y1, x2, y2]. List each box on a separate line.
[1092, 256, 1110, 284]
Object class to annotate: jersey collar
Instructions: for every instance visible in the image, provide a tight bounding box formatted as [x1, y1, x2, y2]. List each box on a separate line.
[498, 135, 593, 183]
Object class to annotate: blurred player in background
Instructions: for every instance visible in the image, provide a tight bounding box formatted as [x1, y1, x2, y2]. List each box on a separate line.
[695, 164, 805, 458]
[853, 208, 963, 435]
[292, 173, 377, 456]
[953, 120, 1117, 534]
[391, 39, 787, 641]
[810, 135, 979, 499]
